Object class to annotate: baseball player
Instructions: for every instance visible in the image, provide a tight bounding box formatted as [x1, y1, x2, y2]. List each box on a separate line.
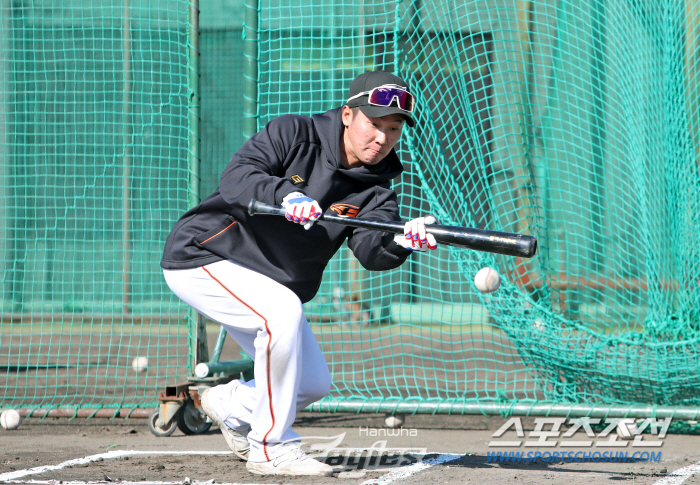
[161, 70, 437, 476]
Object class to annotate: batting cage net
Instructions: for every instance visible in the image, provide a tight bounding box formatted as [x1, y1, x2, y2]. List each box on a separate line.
[2, 0, 700, 415]
[256, 0, 700, 412]
[0, 1, 196, 412]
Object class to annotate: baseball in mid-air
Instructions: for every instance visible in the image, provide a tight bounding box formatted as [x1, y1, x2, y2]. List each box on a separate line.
[474, 267, 501, 293]
[131, 356, 149, 373]
[1, 409, 22, 430]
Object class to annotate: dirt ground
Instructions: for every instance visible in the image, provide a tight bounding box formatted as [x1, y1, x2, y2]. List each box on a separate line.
[1, 412, 700, 485]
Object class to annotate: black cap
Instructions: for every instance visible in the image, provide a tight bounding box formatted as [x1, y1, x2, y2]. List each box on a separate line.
[344, 71, 416, 127]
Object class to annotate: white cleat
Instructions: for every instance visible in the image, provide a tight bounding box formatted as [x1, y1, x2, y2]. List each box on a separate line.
[199, 388, 250, 461]
[246, 447, 334, 476]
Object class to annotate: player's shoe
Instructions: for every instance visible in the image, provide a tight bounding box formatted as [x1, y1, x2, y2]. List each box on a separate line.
[246, 447, 334, 476]
[199, 388, 250, 461]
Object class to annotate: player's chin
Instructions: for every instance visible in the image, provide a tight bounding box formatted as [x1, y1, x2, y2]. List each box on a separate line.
[363, 149, 385, 165]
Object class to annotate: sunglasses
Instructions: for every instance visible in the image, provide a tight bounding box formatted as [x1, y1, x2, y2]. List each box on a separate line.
[346, 84, 416, 113]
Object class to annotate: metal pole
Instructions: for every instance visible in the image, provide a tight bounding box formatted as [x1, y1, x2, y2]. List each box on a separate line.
[6, 1, 26, 313]
[243, 0, 259, 138]
[358, 0, 364, 64]
[188, 0, 201, 210]
[513, 0, 536, 238]
[194, 357, 254, 378]
[586, 0, 608, 274]
[686, 0, 700, 166]
[305, 399, 700, 420]
[187, 0, 204, 373]
[209, 326, 228, 364]
[9, 401, 700, 421]
[122, 0, 132, 314]
[15, 408, 153, 419]
[408, 0, 421, 304]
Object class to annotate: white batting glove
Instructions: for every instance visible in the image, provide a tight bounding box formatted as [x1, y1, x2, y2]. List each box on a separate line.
[281, 192, 322, 230]
[393, 215, 438, 251]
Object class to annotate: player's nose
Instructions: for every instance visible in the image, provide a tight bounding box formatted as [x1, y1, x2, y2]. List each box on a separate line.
[375, 129, 387, 145]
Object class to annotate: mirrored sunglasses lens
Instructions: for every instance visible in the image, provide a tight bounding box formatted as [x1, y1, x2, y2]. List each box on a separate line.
[369, 88, 414, 111]
[402, 92, 415, 112]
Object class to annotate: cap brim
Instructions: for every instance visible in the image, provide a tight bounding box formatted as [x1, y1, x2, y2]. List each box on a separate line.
[358, 105, 415, 127]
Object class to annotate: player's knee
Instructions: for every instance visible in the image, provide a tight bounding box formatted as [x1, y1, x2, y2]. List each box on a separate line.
[305, 365, 332, 401]
[267, 292, 305, 331]
[318, 368, 332, 398]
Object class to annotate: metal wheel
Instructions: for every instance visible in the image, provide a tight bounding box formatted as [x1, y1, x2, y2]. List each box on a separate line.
[176, 400, 212, 435]
[148, 409, 177, 437]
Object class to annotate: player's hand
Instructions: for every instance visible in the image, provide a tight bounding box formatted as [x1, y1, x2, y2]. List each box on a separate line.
[282, 192, 322, 230]
[393, 215, 438, 251]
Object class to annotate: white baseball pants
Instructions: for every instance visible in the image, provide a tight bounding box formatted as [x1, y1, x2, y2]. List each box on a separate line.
[163, 260, 332, 462]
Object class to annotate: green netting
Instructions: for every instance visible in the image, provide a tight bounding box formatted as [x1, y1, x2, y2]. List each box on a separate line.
[258, 0, 700, 409]
[3, 0, 700, 415]
[200, 1, 246, 196]
[0, 1, 195, 410]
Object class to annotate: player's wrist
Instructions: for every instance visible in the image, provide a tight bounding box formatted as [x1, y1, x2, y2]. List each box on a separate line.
[392, 233, 415, 252]
[282, 191, 309, 203]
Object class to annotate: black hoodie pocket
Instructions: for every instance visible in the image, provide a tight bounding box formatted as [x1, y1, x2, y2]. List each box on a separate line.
[195, 217, 238, 255]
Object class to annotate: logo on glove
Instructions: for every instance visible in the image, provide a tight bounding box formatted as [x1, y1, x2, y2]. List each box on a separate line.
[329, 203, 360, 218]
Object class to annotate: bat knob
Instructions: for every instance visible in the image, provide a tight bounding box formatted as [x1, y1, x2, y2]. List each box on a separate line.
[248, 199, 257, 216]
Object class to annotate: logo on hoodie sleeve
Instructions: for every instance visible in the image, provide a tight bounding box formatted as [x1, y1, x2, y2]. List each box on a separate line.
[329, 203, 361, 217]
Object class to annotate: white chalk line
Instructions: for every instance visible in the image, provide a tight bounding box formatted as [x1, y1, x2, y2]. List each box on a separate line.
[0, 451, 232, 482]
[0, 449, 463, 485]
[359, 453, 463, 485]
[652, 461, 700, 485]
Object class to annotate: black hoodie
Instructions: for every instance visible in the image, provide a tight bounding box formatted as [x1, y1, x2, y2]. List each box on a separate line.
[161, 107, 412, 303]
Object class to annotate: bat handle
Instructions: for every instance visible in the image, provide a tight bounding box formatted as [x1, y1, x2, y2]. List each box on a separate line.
[248, 198, 286, 217]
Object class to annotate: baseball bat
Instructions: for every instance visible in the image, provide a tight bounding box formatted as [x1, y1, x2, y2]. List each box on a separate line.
[247, 199, 537, 258]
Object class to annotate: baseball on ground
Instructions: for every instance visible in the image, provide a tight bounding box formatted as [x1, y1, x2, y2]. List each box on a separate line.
[474, 267, 501, 293]
[616, 418, 641, 440]
[384, 413, 405, 428]
[1, 409, 21, 430]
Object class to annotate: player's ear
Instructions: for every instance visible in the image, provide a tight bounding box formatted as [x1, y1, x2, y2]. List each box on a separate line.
[341, 105, 353, 128]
